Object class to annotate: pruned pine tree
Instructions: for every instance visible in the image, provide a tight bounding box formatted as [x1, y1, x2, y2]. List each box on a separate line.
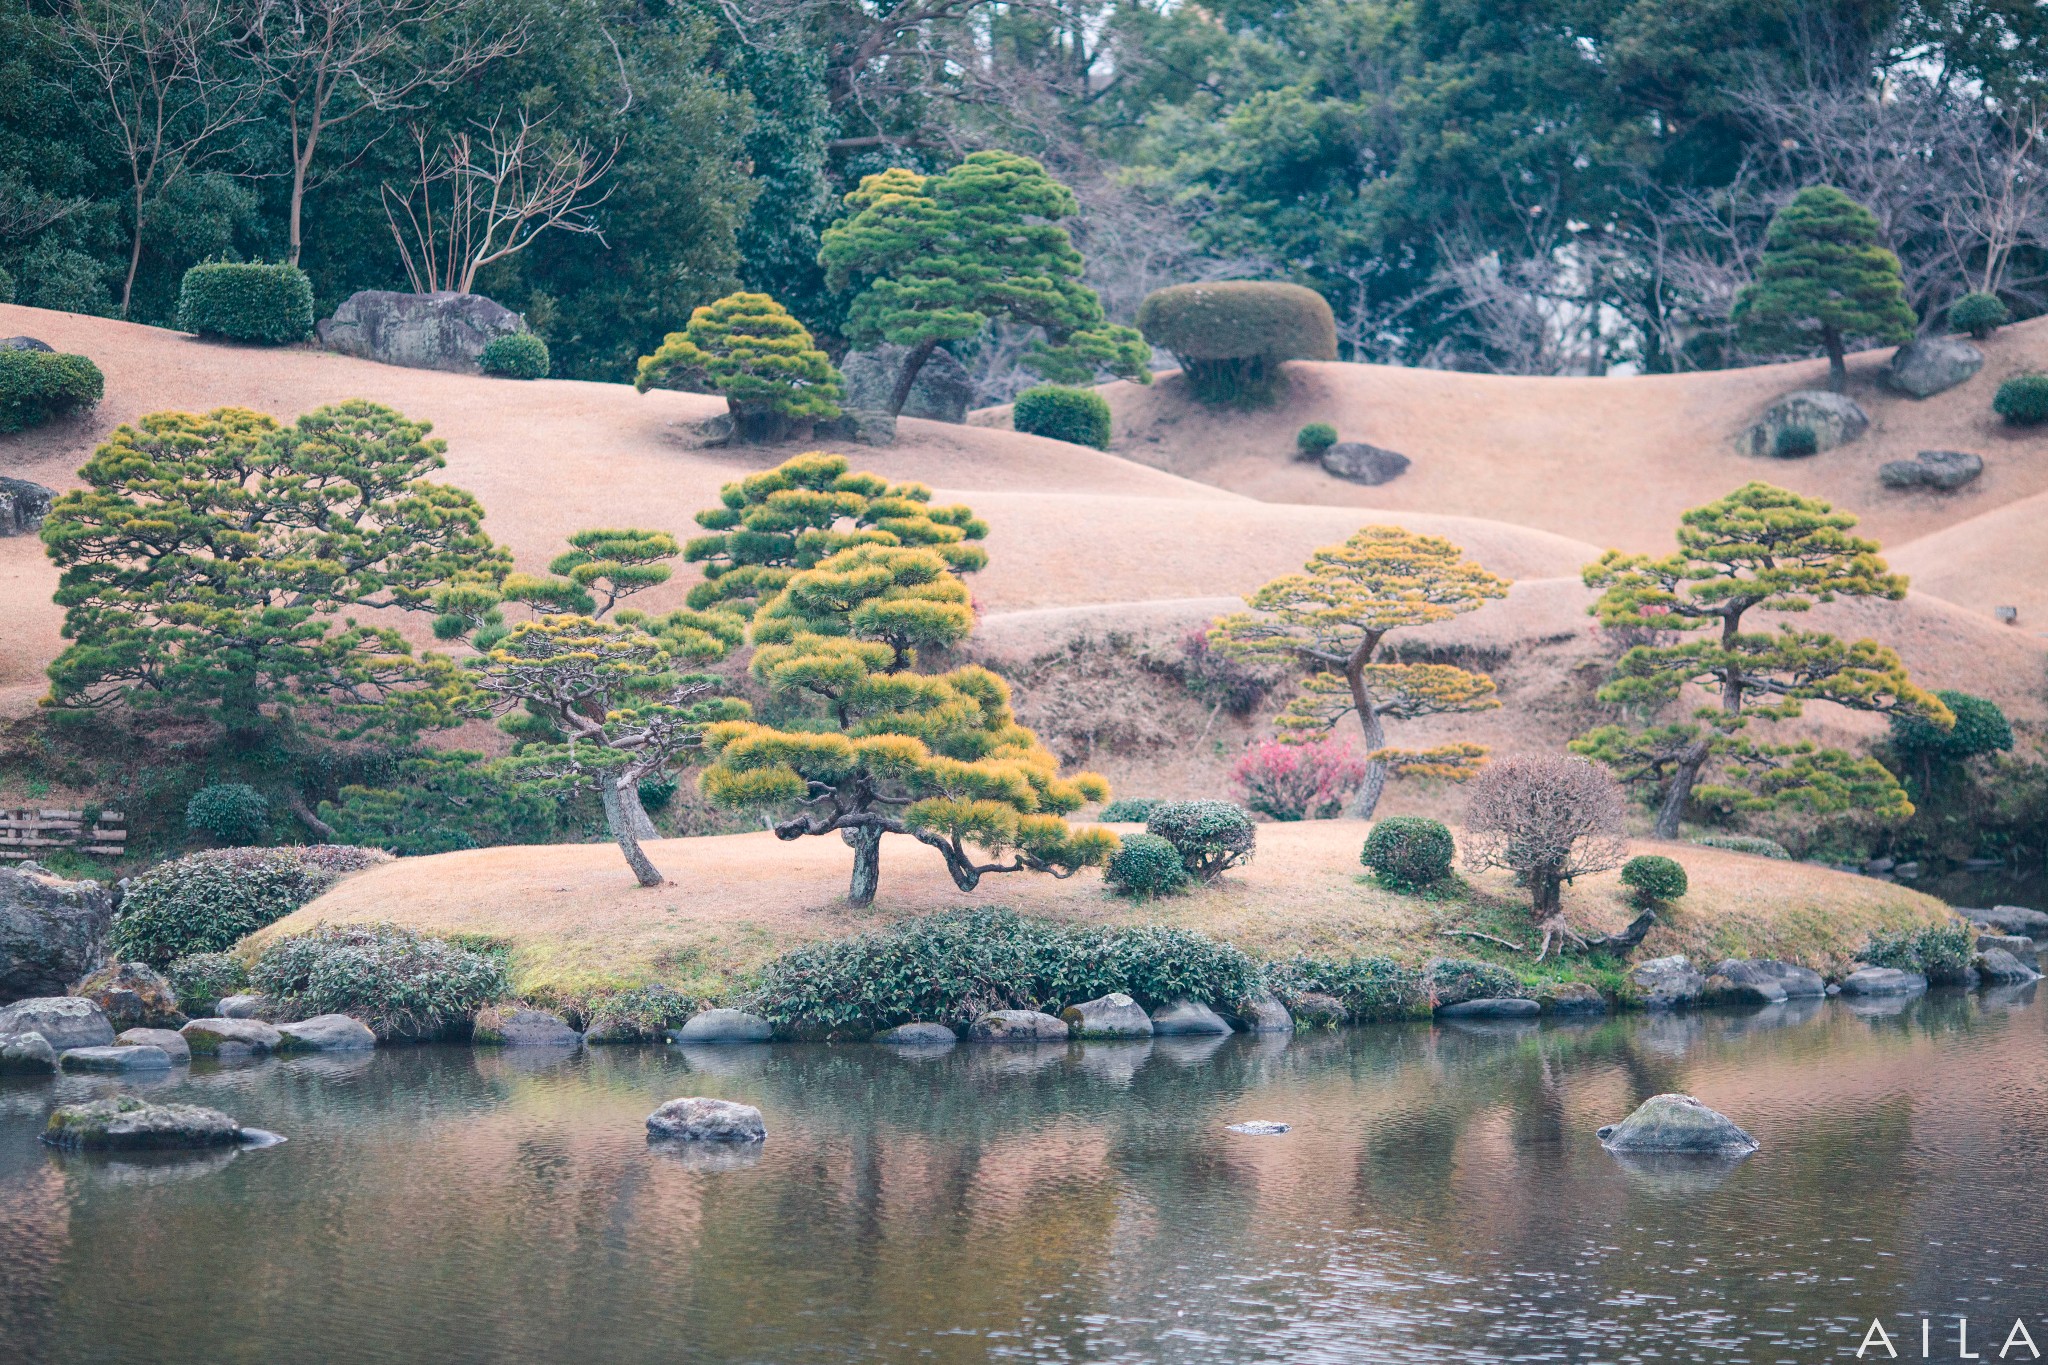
[634, 291, 842, 442]
[1733, 185, 1917, 391]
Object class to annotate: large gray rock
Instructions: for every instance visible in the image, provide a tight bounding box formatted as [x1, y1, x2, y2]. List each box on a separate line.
[1630, 956, 1706, 1011]
[874, 1021, 957, 1047]
[472, 1006, 580, 1047]
[1976, 905, 2048, 936]
[969, 1009, 1069, 1042]
[0, 866, 115, 1002]
[674, 1008, 772, 1043]
[0, 1030, 57, 1075]
[1597, 1093, 1759, 1155]
[0, 996, 114, 1050]
[0, 476, 55, 537]
[1149, 999, 1233, 1035]
[1539, 981, 1608, 1015]
[1236, 993, 1294, 1033]
[43, 1095, 243, 1151]
[1704, 965, 1788, 1006]
[1713, 959, 1826, 998]
[840, 344, 974, 423]
[1437, 997, 1541, 1019]
[1976, 947, 2040, 985]
[277, 1013, 377, 1051]
[1321, 442, 1411, 486]
[1885, 337, 1983, 398]
[812, 408, 897, 447]
[216, 994, 266, 1019]
[1880, 450, 1983, 491]
[1738, 390, 1868, 457]
[117, 1027, 191, 1063]
[1839, 966, 1929, 996]
[1977, 934, 2038, 970]
[317, 290, 527, 373]
[60, 1044, 173, 1072]
[77, 962, 185, 1030]
[1063, 993, 1154, 1039]
[180, 1016, 282, 1056]
[0, 336, 54, 352]
[645, 1096, 766, 1143]
[664, 411, 736, 450]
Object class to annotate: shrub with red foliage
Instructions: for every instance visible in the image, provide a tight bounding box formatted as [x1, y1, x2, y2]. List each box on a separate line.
[1232, 739, 1369, 820]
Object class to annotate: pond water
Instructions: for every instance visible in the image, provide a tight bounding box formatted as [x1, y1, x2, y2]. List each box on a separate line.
[5, 989, 2048, 1364]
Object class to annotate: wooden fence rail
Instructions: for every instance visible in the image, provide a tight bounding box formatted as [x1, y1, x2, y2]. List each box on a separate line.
[0, 808, 127, 860]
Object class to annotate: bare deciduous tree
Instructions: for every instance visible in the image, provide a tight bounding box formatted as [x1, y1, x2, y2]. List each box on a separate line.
[1463, 755, 1631, 959]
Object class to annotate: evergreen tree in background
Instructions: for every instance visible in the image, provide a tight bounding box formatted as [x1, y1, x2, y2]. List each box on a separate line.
[1734, 186, 1917, 391]
[635, 291, 843, 441]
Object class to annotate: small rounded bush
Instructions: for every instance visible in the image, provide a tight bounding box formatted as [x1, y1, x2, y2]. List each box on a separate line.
[184, 783, 271, 845]
[583, 984, 694, 1042]
[1100, 797, 1161, 822]
[1773, 423, 1818, 458]
[1949, 291, 2009, 339]
[111, 846, 384, 966]
[1012, 384, 1113, 449]
[176, 261, 314, 344]
[165, 952, 249, 1014]
[1995, 373, 2048, 426]
[0, 350, 104, 433]
[1104, 832, 1192, 899]
[479, 330, 550, 379]
[1296, 422, 1337, 456]
[1862, 921, 1975, 984]
[1146, 800, 1257, 880]
[1620, 854, 1688, 905]
[1361, 817, 1455, 890]
[637, 775, 678, 812]
[250, 922, 510, 1039]
[1137, 282, 1337, 405]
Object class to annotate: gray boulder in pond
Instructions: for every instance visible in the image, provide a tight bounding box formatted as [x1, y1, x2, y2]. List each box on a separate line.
[645, 1097, 766, 1143]
[472, 1007, 580, 1047]
[0, 476, 55, 537]
[43, 1095, 243, 1151]
[839, 343, 974, 423]
[1630, 956, 1706, 1011]
[1978, 905, 2048, 936]
[969, 1009, 1069, 1042]
[1437, 997, 1541, 1019]
[216, 994, 265, 1019]
[1977, 934, 2038, 970]
[0, 1030, 57, 1075]
[180, 1017, 282, 1056]
[1321, 442, 1410, 486]
[0, 996, 114, 1050]
[874, 1022, 957, 1047]
[0, 867, 115, 1002]
[1838, 966, 1929, 996]
[1702, 968, 1787, 1006]
[675, 1008, 772, 1043]
[60, 1044, 172, 1072]
[277, 1014, 377, 1051]
[1063, 993, 1154, 1039]
[117, 1027, 190, 1063]
[1236, 993, 1294, 1033]
[1538, 982, 1607, 1015]
[317, 290, 527, 373]
[1885, 337, 1983, 398]
[1731, 959, 1828, 998]
[1149, 999, 1233, 1035]
[1738, 390, 1868, 457]
[78, 962, 185, 1030]
[1597, 1093, 1759, 1155]
[1977, 947, 2040, 985]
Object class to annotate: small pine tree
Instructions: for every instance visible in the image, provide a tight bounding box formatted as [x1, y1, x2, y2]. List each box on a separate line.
[1734, 186, 1917, 391]
[635, 292, 843, 442]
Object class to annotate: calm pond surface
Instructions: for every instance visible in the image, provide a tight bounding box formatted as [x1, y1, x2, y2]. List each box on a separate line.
[5, 990, 2048, 1364]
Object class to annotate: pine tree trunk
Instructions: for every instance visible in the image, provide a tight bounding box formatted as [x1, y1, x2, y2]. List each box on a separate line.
[888, 338, 940, 417]
[844, 823, 882, 907]
[619, 781, 658, 839]
[1343, 631, 1389, 818]
[602, 782, 665, 887]
[1652, 739, 1711, 839]
[1824, 325, 1847, 392]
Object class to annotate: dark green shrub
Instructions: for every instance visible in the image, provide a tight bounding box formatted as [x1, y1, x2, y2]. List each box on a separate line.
[176, 261, 314, 344]
[1104, 832, 1192, 899]
[184, 783, 271, 844]
[1773, 424, 1819, 458]
[479, 330, 550, 379]
[637, 776, 678, 812]
[1263, 955, 1427, 1022]
[583, 984, 694, 1042]
[1620, 854, 1688, 905]
[1137, 282, 1338, 405]
[0, 350, 104, 432]
[1889, 690, 2012, 766]
[165, 952, 249, 1014]
[321, 749, 569, 856]
[1862, 921, 1975, 984]
[1949, 292, 2009, 339]
[1012, 384, 1113, 449]
[1296, 422, 1337, 457]
[1146, 800, 1257, 879]
[1426, 956, 1525, 1006]
[1688, 833, 1791, 859]
[111, 846, 385, 966]
[1994, 373, 2048, 426]
[1360, 817, 1455, 890]
[251, 923, 510, 1039]
[1100, 797, 1161, 822]
[0, 266, 13, 303]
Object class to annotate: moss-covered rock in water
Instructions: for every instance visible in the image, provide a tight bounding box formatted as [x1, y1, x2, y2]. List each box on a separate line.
[43, 1095, 243, 1150]
[179, 1017, 282, 1056]
[1596, 1093, 1758, 1155]
[78, 962, 186, 1030]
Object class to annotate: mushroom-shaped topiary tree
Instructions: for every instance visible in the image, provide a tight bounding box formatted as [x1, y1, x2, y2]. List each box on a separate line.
[1136, 282, 1338, 406]
[635, 292, 843, 442]
[1733, 186, 1916, 392]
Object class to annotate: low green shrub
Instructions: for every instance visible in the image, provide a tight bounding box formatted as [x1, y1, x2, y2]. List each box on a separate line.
[1104, 832, 1192, 900]
[1296, 422, 1337, 456]
[1263, 955, 1427, 1022]
[1862, 921, 1975, 984]
[1688, 833, 1791, 859]
[165, 952, 249, 1014]
[0, 350, 104, 432]
[1889, 690, 2013, 764]
[479, 330, 550, 378]
[176, 261, 314, 344]
[251, 923, 510, 1039]
[1773, 424, 1819, 458]
[184, 783, 271, 844]
[111, 847, 382, 966]
[583, 984, 694, 1042]
[1426, 957, 1525, 1006]
[320, 749, 570, 855]
[1146, 800, 1256, 880]
[1137, 281, 1337, 405]
[1949, 291, 2009, 339]
[1012, 384, 1113, 449]
[1100, 798, 1161, 822]
[1360, 817, 1455, 890]
[1620, 854, 1688, 905]
[637, 776, 678, 812]
[1994, 373, 2048, 426]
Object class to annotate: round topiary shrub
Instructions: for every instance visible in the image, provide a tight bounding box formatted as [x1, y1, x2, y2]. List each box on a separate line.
[176, 262, 315, 344]
[1012, 384, 1113, 448]
[184, 783, 271, 845]
[0, 350, 104, 433]
[1360, 817, 1455, 890]
[111, 846, 382, 967]
[1620, 854, 1688, 906]
[1773, 423, 1819, 458]
[1949, 291, 2009, 339]
[1136, 282, 1338, 406]
[1100, 797, 1161, 822]
[479, 330, 550, 379]
[1146, 800, 1257, 880]
[1994, 373, 2048, 426]
[1104, 832, 1192, 899]
[1296, 422, 1337, 457]
[165, 951, 249, 1015]
[250, 922, 510, 1039]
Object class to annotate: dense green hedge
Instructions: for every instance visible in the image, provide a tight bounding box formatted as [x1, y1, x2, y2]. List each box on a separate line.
[1360, 817, 1454, 890]
[1146, 800, 1257, 880]
[1620, 854, 1688, 905]
[1100, 797, 1161, 822]
[1262, 955, 1428, 1022]
[1426, 957, 1526, 1006]
[0, 350, 103, 432]
[1012, 384, 1112, 448]
[251, 923, 510, 1039]
[165, 952, 249, 1014]
[1104, 832, 1191, 899]
[1948, 292, 2008, 338]
[1994, 373, 2048, 425]
[1862, 922, 1975, 984]
[184, 783, 271, 844]
[1137, 282, 1337, 405]
[111, 846, 385, 966]
[175, 262, 314, 344]
[480, 331, 550, 378]
[1688, 833, 1791, 859]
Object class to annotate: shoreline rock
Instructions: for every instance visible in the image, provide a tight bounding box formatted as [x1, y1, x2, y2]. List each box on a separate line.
[1838, 966, 1929, 997]
[60, 1044, 173, 1072]
[1437, 997, 1540, 1019]
[874, 1022, 957, 1047]
[180, 1017, 283, 1057]
[1630, 956, 1706, 1011]
[969, 1010, 1069, 1042]
[277, 1014, 378, 1051]
[0, 996, 115, 1050]
[472, 1007, 580, 1048]
[0, 1030, 58, 1075]
[1064, 993, 1153, 1039]
[1, 867, 115, 1002]
[117, 1027, 191, 1063]
[1149, 999, 1233, 1035]
[78, 963, 186, 1030]
[673, 1008, 773, 1044]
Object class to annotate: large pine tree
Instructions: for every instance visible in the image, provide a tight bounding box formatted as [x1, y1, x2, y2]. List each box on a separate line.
[1734, 186, 1917, 391]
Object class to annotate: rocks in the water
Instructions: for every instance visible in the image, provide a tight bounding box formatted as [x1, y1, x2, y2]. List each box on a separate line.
[0, 476, 55, 537]
[839, 343, 975, 423]
[1739, 390, 1869, 457]
[0, 1030, 57, 1075]
[812, 408, 897, 447]
[77, 962, 185, 1030]
[1703, 965, 1787, 1006]
[43, 1095, 243, 1151]
[1437, 997, 1541, 1019]
[180, 1017, 282, 1056]
[0, 336, 54, 352]
[317, 290, 527, 372]
[472, 1006, 581, 1047]
[1880, 450, 1983, 491]
[276, 1014, 377, 1051]
[60, 1044, 173, 1072]
[1597, 1093, 1759, 1155]
[1235, 993, 1294, 1033]
[1630, 956, 1706, 1011]
[1977, 934, 2038, 970]
[874, 1021, 957, 1047]
[674, 1008, 773, 1043]
[117, 1027, 191, 1063]
[969, 1009, 1070, 1042]
[0, 866, 115, 1002]
[0, 995, 115, 1050]
[1977, 947, 2040, 985]
[1838, 966, 1929, 996]
[1885, 337, 1983, 398]
[1226, 1121, 1291, 1136]
[216, 994, 266, 1020]
[1289, 991, 1345, 1028]
[1063, 993, 1155, 1039]
[1976, 905, 2048, 937]
[1726, 959, 1828, 998]
[645, 1096, 767, 1144]
[1321, 442, 1411, 486]
[1149, 999, 1233, 1035]
[1538, 982, 1607, 1015]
